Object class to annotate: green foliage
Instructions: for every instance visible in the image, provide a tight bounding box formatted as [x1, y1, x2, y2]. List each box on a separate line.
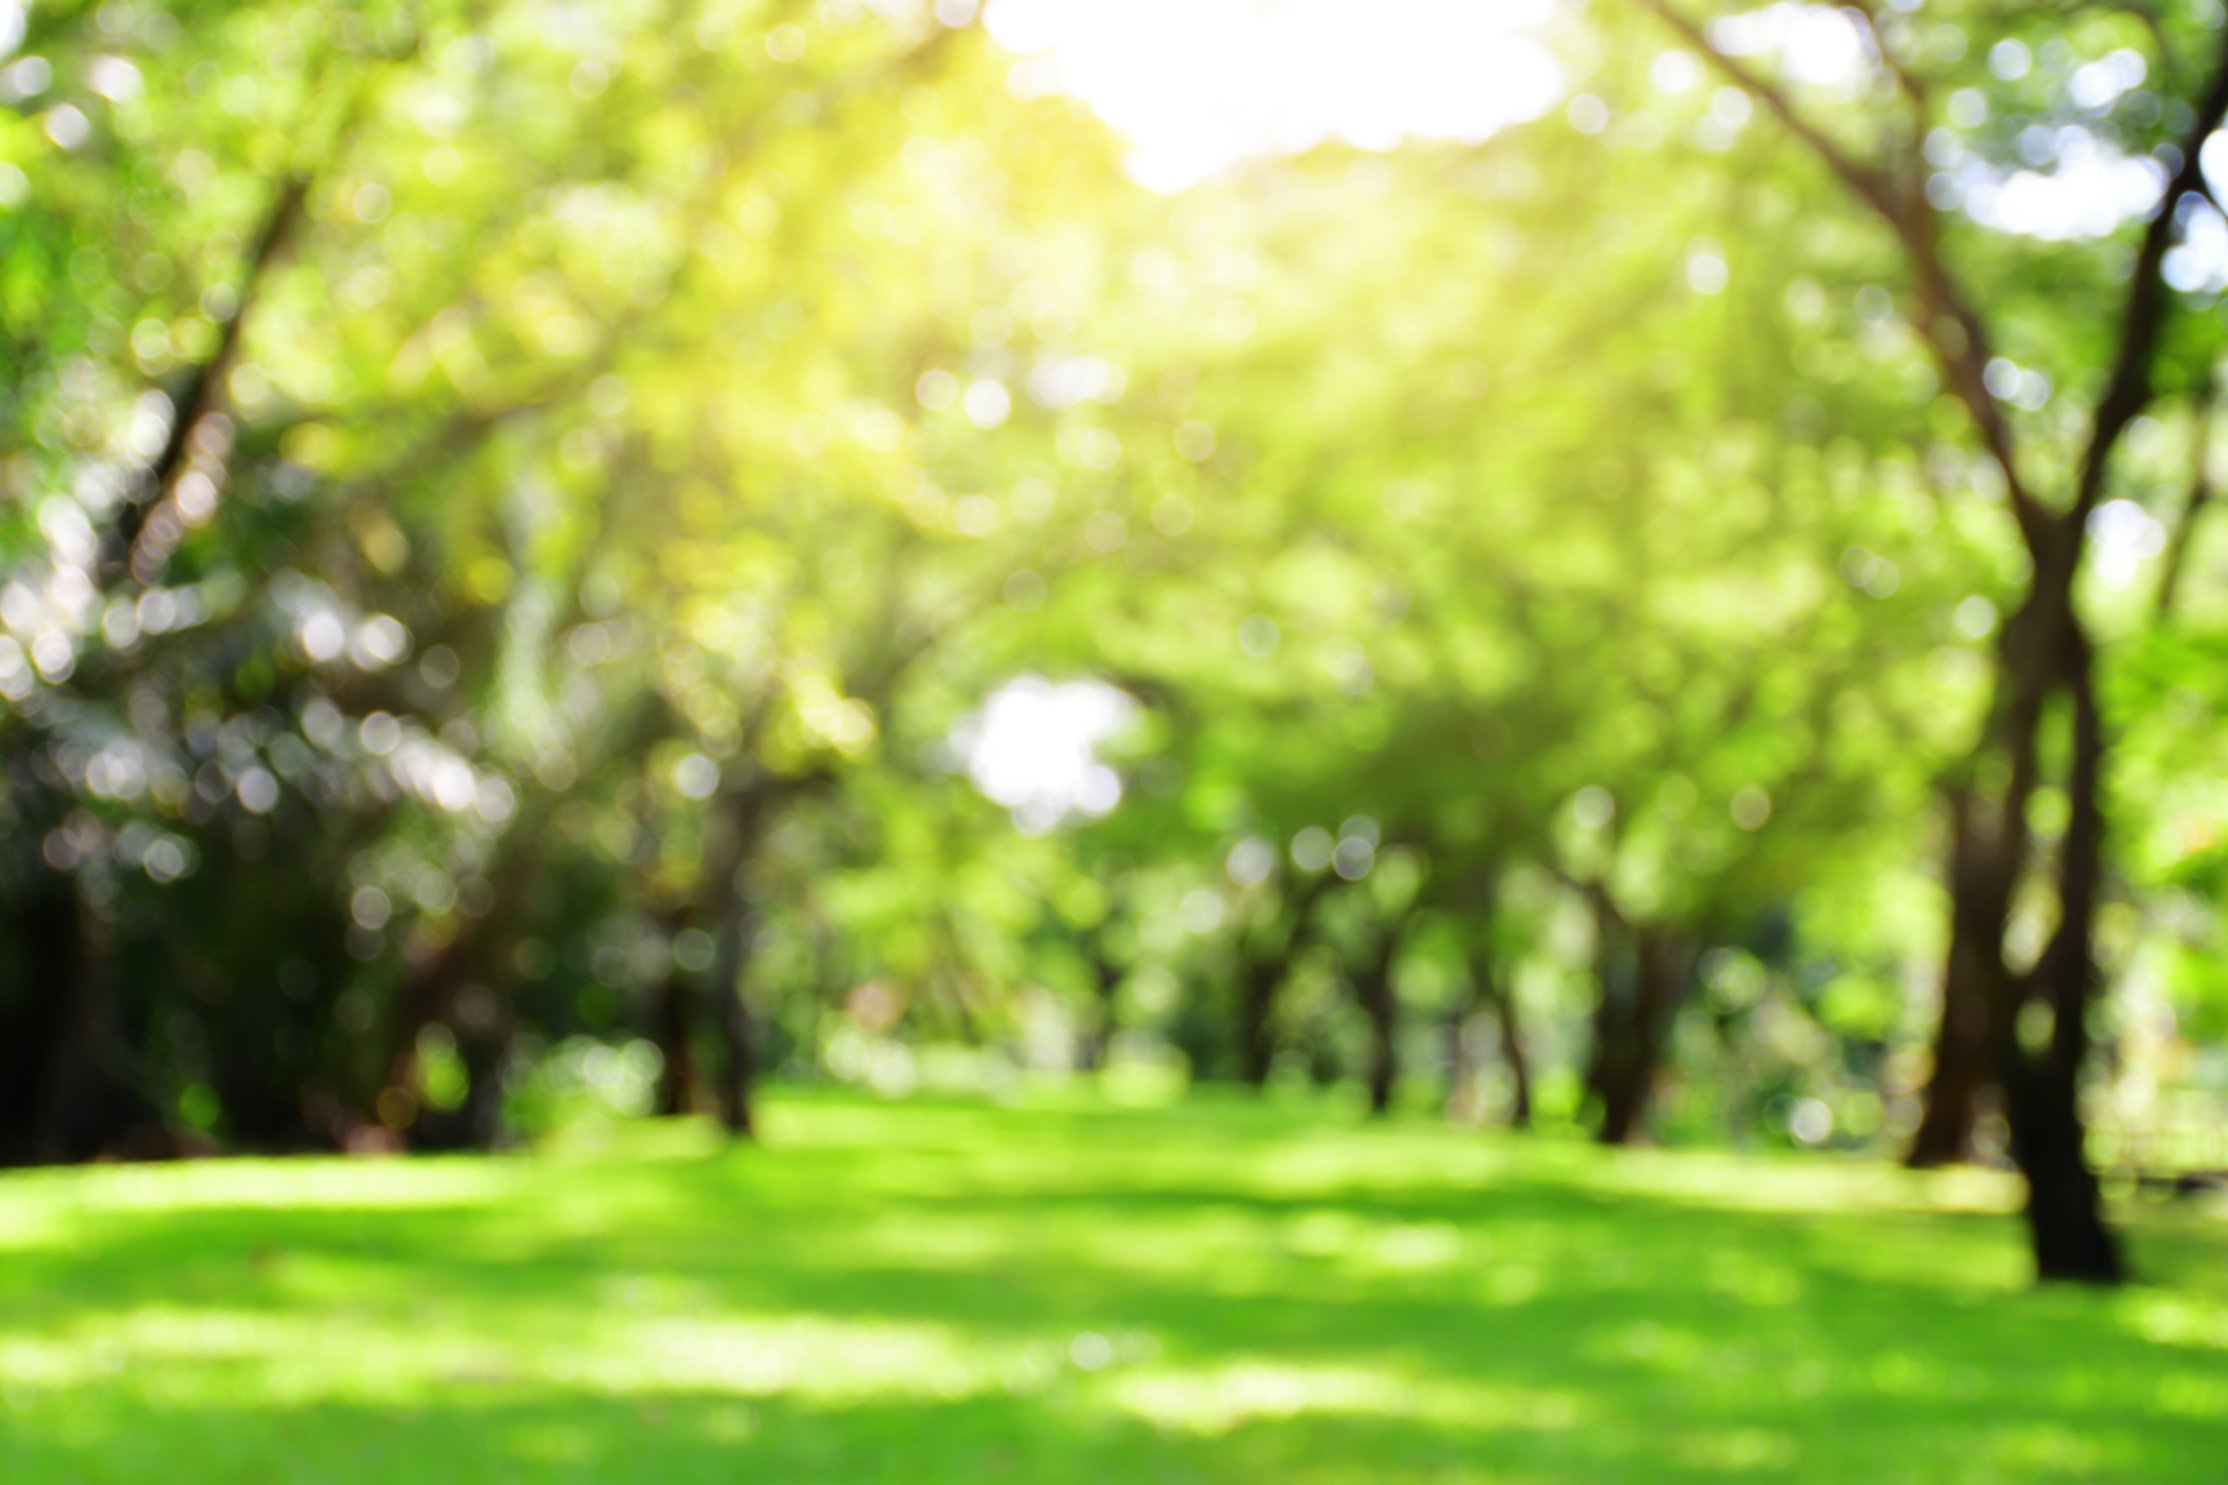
[3, 0, 2227, 1192]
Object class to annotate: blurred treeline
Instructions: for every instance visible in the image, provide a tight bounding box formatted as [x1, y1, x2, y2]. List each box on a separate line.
[3, 0, 2228, 1282]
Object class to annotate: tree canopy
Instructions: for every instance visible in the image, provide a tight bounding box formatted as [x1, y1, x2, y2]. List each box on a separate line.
[6, 0, 2228, 1285]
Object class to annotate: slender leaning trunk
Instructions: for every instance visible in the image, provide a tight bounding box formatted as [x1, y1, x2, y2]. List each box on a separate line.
[710, 909, 758, 1137]
[1491, 984, 1534, 1130]
[653, 970, 701, 1117]
[1959, 554, 2121, 1282]
[1593, 927, 1684, 1147]
[1359, 942, 1398, 1118]
[1079, 953, 1121, 1073]
[1462, 937, 1533, 1131]
[704, 783, 779, 1139]
[1907, 789, 1990, 1167]
[1238, 955, 1282, 1087]
[1997, 609, 2121, 1280]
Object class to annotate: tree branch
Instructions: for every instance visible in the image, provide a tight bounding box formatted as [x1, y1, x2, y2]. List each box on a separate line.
[1633, 0, 2047, 544]
[1633, 0, 1899, 216]
[2156, 383, 2218, 620]
[102, 173, 311, 577]
[2069, 23, 2228, 529]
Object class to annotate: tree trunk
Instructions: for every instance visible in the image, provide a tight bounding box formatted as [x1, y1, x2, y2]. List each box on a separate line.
[1952, 555, 2121, 1282]
[1591, 923, 1685, 1146]
[1079, 951, 1121, 1073]
[1997, 613, 2121, 1281]
[2154, 383, 2214, 621]
[1, 889, 70, 1163]
[1235, 876, 1325, 1087]
[1490, 982, 1534, 1130]
[1906, 787, 1989, 1167]
[1456, 868, 1529, 1129]
[24, 880, 141, 1163]
[653, 971, 701, 1117]
[454, 1001, 510, 1151]
[1356, 927, 1401, 1117]
[370, 819, 544, 1139]
[403, 986, 510, 1153]
[1238, 955, 1283, 1087]
[704, 784, 779, 1138]
[710, 904, 758, 1137]
[1457, 939, 1532, 1130]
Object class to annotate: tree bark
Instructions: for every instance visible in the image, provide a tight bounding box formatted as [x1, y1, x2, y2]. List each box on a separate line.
[1456, 936, 1532, 1130]
[20, 881, 137, 1163]
[1356, 924, 1402, 1117]
[1939, 549, 2121, 1281]
[0, 891, 69, 1163]
[709, 903, 758, 1137]
[1490, 980, 1534, 1130]
[1590, 922, 1687, 1146]
[1453, 868, 1530, 1129]
[1079, 949, 1121, 1073]
[2156, 385, 2215, 621]
[1996, 615, 2122, 1280]
[453, 1001, 511, 1152]
[369, 826, 541, 1141]
[1235, 875, 1325, 1087]
[1238, 953, 1284, 1087]
[103, 173, 311, 580]
[704, 783, 781, 1138]
[653, 969, 701, 1117]
[1906, 787, 1990, 1167]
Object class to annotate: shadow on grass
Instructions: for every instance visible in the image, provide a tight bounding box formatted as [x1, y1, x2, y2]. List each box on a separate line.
[2, 1097, 2224, 1484]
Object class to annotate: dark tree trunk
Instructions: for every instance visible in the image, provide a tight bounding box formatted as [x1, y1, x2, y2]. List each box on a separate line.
[653, 970, 701, 1117]
[207, 1012, 310, 1150]
[1944, 552, 2121, 1282]
[2009, 1087, 2120, 1280]
[1456, 930, 1532, 1131]
[709, 907, 758, 1137]
[1907, 788, 1989, 1168]
[370, 822, 543, 1139]
[454, 1001, 510, 1151]
[1356, 928, 1401, 1117]
[1238, 955, 1283, 1087]
[1590, 922, 1686, 1147]
[1, 891, 70, 1164]
[23, 880, 143, 1163]
[1456, 868, 1529, 1129]
[1490, 983, 1534, 1130]
[2003, 1046, 2120, 1281]
[1907, 980, 1988, 1167]
[704, 783, 779, 1139]
[1235, 875, 1325, 1087]
[373, 935, 483, 1138]
[404, 985, 510, 1153]
[2154, 381, 2214, 621]
[1997, 614, 2121, 1281]
[1079, 952, 1121, 1073]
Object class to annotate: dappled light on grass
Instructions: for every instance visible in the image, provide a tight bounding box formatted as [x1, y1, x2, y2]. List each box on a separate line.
[1110, 1360, 1587, 1439]
[3, 1096, 2225, 1483]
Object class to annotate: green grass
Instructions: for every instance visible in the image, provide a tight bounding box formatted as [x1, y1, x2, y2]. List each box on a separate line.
[2, 1092, 2225, 1482]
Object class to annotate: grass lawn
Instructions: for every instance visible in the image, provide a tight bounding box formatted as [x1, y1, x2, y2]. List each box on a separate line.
[2, 1091, 2224, 1482]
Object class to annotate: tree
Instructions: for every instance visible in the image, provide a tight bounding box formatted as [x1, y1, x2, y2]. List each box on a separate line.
[1635, 0, 2228, 1279]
